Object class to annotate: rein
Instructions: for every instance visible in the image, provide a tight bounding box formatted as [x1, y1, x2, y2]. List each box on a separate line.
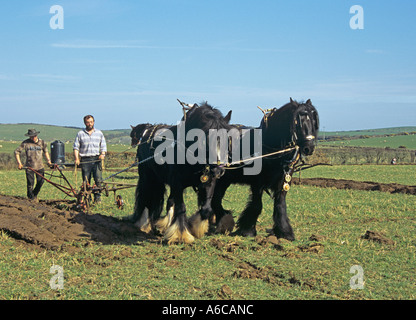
[103, 145, 172, 182]
[222, 145, 299, 169]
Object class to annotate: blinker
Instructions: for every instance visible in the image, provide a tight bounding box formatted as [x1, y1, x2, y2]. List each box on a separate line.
[305, 135, 315, 141]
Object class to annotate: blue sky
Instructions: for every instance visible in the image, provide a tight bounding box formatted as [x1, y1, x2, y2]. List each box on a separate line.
[0, 0, 415, 131]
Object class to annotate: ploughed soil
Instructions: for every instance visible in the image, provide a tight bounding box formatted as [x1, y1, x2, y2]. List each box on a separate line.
[0, 195, 157, 250]
[0, 177, 412, 250]
[293, 178, 416, 195]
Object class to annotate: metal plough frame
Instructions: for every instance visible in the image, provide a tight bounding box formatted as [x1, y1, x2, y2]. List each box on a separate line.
[24, 164, 136, 213]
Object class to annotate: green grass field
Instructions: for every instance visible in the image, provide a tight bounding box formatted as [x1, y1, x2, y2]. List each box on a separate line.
[0, 141, 21, 154]
[0, 123, 131, 146]
[0, 140, 133, 155]
[294, 164, 416, 186]
[0, 165, 415, 300]
[320, 134, 416, 149]
[321, 126, 416, 138]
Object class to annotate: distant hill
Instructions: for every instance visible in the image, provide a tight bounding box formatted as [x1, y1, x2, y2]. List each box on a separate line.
[320, 133, 416, 149]
[320, 126, 416, 138]
[1, 123, 416, 150]
[0, 123, 131, 145]
[319, 126, 416, 150]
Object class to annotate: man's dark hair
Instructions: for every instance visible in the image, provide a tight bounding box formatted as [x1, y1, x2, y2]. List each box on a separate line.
[83, 115, 94, 123]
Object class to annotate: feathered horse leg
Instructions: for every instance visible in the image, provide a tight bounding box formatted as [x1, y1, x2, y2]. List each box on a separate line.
[272, 179, 295, 241]
[235, 184, 263, 237]
[131, 173, 152, 233]
[188, 185, 213, 239]
[164, 187, 194, 244]
[211, 180, 235, 234]
[155, 193, 175, 234]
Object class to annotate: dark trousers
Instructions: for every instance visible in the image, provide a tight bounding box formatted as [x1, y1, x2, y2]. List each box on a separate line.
[26, 168, 45, 200]
[80, 156, 103, 201]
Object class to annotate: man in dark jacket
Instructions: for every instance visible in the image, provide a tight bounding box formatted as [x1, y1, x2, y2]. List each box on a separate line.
[14, 128, 52, 201]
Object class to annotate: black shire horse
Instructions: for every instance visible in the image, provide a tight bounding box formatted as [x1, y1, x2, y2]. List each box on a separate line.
[130, 103, 232, 244]
[129, 122, 170, 233]
[212, 98, 319, 241]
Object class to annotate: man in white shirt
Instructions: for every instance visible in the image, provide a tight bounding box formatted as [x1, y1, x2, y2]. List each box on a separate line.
[73, 115, 107, 203]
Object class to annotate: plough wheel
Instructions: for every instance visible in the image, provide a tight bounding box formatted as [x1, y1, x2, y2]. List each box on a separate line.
[77, 181, 92, 213]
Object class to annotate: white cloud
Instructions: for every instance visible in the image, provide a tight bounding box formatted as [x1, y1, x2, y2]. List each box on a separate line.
[50, 39, 292, 53]
[23, 73, 80, 81]
[0, 74, 12, 80]
[51, 40, 155, 49]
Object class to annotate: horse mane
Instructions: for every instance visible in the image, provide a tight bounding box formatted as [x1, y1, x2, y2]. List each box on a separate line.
[130, 123, 152, 138]
[184, 102, 232, 132]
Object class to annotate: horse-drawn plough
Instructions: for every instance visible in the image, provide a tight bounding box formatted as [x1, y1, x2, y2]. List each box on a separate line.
[25, 162, 137, 213]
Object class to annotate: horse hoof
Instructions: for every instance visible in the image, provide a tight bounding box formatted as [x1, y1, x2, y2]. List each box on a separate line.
[155, 205, 174, 234]
[278, 234, 295, 242]
[164, 221, 195, 244]
[274, 231, 295, 241]
[234, 228, 256, 237]
[189, 213, 209, 239]
[138, 222, 152, 234]
[134, 208, 152, 233]
[215, 214, 235, 234]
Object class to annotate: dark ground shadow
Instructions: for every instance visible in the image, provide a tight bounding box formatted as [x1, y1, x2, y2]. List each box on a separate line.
[0, 194, 159, 250]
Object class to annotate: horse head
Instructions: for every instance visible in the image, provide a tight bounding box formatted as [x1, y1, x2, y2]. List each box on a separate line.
[130, 123, 153, 147]
[291, 98, 319, 156]
[183, 102, 233, 132]
[181, 102, 234, 179]
[261, 98, 319, 156]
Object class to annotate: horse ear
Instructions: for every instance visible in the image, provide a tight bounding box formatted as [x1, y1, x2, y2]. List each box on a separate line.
[290, 97, 298, 106]
[224, 110, 232, 123]
[130, 125, 135, 129]
[306, 99, 312, 105]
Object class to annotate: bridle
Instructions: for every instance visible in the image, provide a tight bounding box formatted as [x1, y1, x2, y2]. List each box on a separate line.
[131, 124, 162, 149]
[132, 128, 149, 147]
[293, 111, 317, 147]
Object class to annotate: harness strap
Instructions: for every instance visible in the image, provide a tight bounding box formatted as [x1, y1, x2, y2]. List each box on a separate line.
[137, 128, 148, 147]
[223, 145, 299, 169]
